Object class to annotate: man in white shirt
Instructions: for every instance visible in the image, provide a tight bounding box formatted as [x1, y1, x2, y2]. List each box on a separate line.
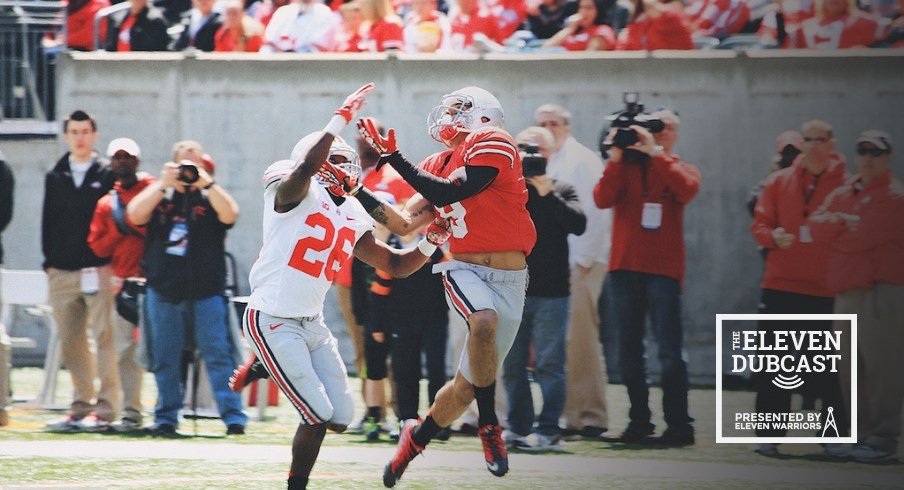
[261, 0, 341, 52]
[534, 103, 611, 438]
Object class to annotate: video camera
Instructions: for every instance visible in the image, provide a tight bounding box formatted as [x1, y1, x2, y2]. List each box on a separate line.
[519, 144, 547, 177]
[599, 92, 665, 160]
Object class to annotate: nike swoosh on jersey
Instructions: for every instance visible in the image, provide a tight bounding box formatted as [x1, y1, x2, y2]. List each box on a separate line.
[269, 323, 284, 331]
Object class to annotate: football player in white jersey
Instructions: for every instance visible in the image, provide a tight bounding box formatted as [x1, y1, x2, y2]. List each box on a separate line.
[241, 84, 450, 490]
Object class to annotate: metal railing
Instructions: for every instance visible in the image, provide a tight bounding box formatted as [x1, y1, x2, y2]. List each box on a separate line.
[0, 0, 65, 123]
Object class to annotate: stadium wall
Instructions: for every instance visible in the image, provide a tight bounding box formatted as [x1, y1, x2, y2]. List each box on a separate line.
[3, 50, 901, 383]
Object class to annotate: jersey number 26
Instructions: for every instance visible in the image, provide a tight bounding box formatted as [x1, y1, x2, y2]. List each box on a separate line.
[289, 212, 355, 280]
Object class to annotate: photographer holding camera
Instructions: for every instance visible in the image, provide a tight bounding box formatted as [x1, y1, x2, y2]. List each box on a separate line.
[594, 101, 700, 446]
[502, 128, 586, 451]
[127, 154, 246, 435]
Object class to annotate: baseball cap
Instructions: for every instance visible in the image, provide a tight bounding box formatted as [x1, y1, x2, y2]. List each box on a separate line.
[856, 130, 893, 152]
[107, 137, 141, 158]
[775, 131, 803, 152]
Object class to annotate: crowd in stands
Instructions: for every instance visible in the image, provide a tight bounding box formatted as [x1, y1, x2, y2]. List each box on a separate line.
[61, 0, 904, 52]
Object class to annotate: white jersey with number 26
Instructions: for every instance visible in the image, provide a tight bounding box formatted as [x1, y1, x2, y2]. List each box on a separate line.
[249, 177, 374, 318]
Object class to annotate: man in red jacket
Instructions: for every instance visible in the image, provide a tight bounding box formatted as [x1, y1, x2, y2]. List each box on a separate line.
[88, 138, 156, 432]
[810, 130, 904, 464]
[750, 118, 849, 457]
[594, 110, 700, 446]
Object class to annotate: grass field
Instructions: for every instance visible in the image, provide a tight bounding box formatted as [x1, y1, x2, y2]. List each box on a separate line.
[2, 368, 903, 489]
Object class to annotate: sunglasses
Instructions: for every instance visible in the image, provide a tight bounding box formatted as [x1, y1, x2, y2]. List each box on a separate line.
[803, 137, 829, 143]
[856, 146, 889, 157]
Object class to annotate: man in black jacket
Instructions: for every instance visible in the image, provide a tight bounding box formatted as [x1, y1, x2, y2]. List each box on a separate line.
[174, 0, 223, 51]
[0, 150, 14, 427]
[502, 127, 586, 452]
[104, 0, 171, 52]
[42, 110, 120, 431]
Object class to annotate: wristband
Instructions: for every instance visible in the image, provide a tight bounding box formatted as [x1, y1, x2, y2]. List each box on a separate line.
[203, 180, 216, 190]
[323, 114, 347, 137]
[417, 238, 437, 257]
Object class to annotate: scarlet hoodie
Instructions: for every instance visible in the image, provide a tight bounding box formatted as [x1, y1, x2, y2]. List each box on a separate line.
[88, 173, 156, 279]
[809, 171, 904, 294]
[751, 153, 849, 297]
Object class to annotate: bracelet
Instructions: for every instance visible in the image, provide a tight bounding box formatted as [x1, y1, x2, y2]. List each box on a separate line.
[417, 238, 437, 257]
[203, 181, 216, 190]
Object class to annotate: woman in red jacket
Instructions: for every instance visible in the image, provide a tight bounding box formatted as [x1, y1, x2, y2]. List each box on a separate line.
[543, 0, 617, 50]
[616, 0, 695, 50]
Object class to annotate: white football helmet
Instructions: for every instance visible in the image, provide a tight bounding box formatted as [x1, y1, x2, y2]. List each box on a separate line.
[264, 133, 362, 192]
[427, 86, 505, 146]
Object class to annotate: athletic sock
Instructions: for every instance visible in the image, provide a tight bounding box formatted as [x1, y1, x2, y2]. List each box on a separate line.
[412, 415, 441, 447]
[287, 474, 308, 489]
[474, 382, 499, 427]
[367, 406, 382, 422]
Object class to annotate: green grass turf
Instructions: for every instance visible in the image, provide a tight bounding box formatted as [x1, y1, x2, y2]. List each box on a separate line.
[2, 368, 903, 488]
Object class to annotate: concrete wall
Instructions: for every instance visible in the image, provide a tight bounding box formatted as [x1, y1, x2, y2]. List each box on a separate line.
[3, 50, 902, 383]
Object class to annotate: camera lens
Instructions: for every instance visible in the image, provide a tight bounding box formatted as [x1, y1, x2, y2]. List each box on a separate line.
[178, 164, 200, 184]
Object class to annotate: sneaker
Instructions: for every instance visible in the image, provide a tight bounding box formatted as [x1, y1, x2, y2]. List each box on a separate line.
[522, 432, 564, 452]
[615, 425, 655, 444]
[435, 427, 452, 441]
[502, 429, 529, 450]
[850, 443, 897, 464]
[455, 422, 479, 435]
[229, 355, 269, 393]
[45, 414, 89, 433]
[822, 443, 852, 459]
[226, 424, 246, 435]
[379, 421, 395, 434]
[478, 424, 508, 477]
[383, 419, 424, 488]
[83, 414, 113, 432]
[580, 426, 607, 440]
[111, 417, 143, 433]
[347, 417, 368, 434]
[644, 427, 695, 447]
[146, 423, 177, 437]
[754, 443, 781, 457]
[365, 417, 381, 441]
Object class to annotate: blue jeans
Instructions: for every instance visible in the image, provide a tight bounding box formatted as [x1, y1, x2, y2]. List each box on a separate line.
[502, 296, 569, 436]
[607, 270, 691, 433]
[145, 288, 247, 428]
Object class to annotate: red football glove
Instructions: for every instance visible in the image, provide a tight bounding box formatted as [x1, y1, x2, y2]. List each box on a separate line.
[335, 83, 375, 123]
[357, 117, 398, 157]
[317, 162, 359, 195]
[426, 218, 453, 247]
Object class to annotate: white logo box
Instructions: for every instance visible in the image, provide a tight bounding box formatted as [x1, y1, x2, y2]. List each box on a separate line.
[715, 314, 857, 444]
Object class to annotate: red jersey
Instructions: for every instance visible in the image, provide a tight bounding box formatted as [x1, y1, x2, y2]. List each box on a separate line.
[561, 24, 616, 51]
[88, 174, 156, 279]
[214, 26, 264, 52]
[362, 165, 415, 203]
[419, 127, 536, 256]
[360, 19, 405, 52]
[792, 11, 886, 48]
[450, 11, 502, 48]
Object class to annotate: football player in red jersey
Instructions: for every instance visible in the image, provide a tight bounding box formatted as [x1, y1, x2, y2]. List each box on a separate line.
[358, 86, 537, 487]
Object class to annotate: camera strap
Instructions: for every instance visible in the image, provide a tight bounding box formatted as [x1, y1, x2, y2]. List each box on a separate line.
[110, 190, 145, 238]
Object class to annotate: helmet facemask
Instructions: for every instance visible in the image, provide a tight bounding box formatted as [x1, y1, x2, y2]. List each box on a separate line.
[427, 87, 505, 147]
